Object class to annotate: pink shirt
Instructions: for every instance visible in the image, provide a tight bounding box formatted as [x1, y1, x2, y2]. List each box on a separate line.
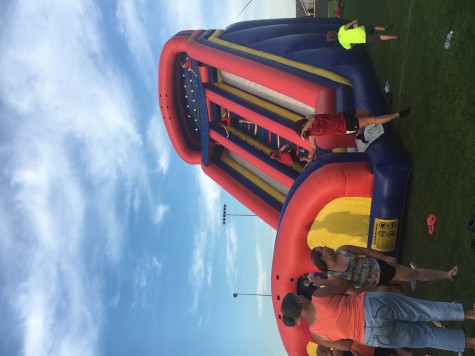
[309, 293, 366, 344]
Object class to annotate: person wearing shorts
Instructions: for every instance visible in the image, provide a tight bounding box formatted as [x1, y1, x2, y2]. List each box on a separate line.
[269, 142, 311, 167]
[293, 108, 410, 161]
[326, 19, 399, 50]
[281, 292, 475, 353]
[310, 245, 459, 290]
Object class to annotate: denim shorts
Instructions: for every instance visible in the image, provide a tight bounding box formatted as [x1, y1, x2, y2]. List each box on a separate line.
[363, 292, 465, 352]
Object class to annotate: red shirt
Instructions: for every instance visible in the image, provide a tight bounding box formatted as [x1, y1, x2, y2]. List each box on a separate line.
[308, 113, 347, 136]
[309, 293, 366, 344]
[184, 58, 192, 68]
[221, 115, 230, 125]
[276, 151, 294, 164]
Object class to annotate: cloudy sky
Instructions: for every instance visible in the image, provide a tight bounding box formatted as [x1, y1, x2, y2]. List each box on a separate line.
[0, 0, 294, 355]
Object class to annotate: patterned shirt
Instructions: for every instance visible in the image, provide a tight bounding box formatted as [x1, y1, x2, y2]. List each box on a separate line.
[327, 249, 381, 288]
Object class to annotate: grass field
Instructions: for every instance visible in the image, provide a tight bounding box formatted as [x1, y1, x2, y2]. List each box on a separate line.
[338, 1, 475, 355]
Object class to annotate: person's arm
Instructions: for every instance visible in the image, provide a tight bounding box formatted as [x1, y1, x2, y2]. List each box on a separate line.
[311, 277, 365, 296]
[301, 114, 315, 140]
[278, 142, 290, 152]
[306, 136, 317, 164]
[348, 285, 390, 293]
[344, 19, 358, 31]
[311, 333, 353, 351]
[311, 277, 350, 296]
[339, 245, 398, 266]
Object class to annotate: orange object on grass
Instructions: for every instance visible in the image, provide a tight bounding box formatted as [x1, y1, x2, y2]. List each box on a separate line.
[427, 214, 436, 235]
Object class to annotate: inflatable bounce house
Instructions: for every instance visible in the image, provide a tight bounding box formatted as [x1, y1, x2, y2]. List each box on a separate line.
[158, 17, 411, 356]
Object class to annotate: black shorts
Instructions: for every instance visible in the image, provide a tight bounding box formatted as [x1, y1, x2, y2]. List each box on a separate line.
[287, 149, 300, 163]
[376, 259, 397, 286]
[374, 347, 398, 356]
[365, 25, 381, 42]
[230, 117, 239, 126]
[343, 110, 360, 133]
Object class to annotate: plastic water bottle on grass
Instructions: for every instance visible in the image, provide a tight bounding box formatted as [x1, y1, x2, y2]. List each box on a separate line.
[444, 31, 453, 49]
[384, 80, 390, 93]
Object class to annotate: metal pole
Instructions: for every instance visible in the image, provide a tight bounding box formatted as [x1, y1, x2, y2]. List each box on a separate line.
[222, 204, 256, 225]
[233, 292, 272, 298]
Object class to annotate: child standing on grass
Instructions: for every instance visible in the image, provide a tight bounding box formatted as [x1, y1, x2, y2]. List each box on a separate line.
[327, 19, 399, 50]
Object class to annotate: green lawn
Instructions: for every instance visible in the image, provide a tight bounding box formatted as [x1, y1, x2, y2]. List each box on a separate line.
[342, 1, 475, 355]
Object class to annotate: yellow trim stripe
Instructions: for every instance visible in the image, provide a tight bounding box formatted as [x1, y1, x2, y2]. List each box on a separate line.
[213, 82, 302, 123]
[219, 150, 286, 203]
[209, 30, 352, 87]
[224, 125, 303, 173]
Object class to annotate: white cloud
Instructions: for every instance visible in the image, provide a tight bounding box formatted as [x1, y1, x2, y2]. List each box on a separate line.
[224, 226, 239, 289]
[189, 230, 207, 311]
[0, 1, 148, 355]
[188, 168, 222, 313]
[131, 254, 163, 308]
[146, 110, 171, 174]
[153, 203, 169, 225]
[109, 294, 121, 308]
[160, 0, 294, 35]
[162, 0, 206, 31]
[255, 245, 267, 319]
[196, 168, 221, 231]
[115, 0, 156, 87]
[254, 222, 276, 320]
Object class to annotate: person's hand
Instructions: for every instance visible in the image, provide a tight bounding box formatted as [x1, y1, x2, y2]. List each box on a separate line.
[384, 256, 398, 267]
[376, 286, 390, 292]
[310, 275, 326, 287]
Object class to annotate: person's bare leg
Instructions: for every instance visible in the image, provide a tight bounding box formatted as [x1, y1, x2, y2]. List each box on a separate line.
[392, 264, 457, 283]
[380, 34, 399, 41]
[357, 113, 400, 130]
[465, 303, 475, 320]
[394, 348, 413, 356]
[358, 107, 410, 130]
[355, 109, 371, 117]
[374, 26, 385, 31]
[465, 336, 475, 349]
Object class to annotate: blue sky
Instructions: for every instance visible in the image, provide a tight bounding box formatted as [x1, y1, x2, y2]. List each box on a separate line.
[0, 1, 294, 355]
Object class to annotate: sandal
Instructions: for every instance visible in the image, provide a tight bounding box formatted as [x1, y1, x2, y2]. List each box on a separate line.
[432, 320, 447, 328]
[427, 214, 436, 235]
[450, 265, 459, 282]
[468, 214, 475, 232]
